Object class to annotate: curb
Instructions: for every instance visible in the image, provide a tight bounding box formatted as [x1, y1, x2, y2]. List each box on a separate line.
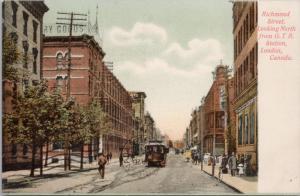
[201, 168, 243, 194]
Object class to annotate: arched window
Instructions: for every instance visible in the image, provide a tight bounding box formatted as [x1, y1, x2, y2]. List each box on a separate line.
[56, 52, 63, 69]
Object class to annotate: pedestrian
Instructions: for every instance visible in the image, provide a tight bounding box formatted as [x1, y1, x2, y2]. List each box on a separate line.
[197, 151, 201, 165]
[194, 152, 198, 165]
[109, 152, 112, 161]
[106, 153, 110, 163]
[119, 151, 123, 167]
[98, 153, 107, 179]
[221, 154, 228, 174]
[228, 152, 237, 176]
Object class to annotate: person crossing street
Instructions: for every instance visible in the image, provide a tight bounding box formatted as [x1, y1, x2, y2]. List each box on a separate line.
[98, 153, 107, 179]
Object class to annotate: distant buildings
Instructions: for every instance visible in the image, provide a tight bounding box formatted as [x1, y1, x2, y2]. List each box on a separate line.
[184, 0, 258, 176]
[2, 0, 49, 171]
[130, 91, 147, 155]
[144, 112, 155, 142]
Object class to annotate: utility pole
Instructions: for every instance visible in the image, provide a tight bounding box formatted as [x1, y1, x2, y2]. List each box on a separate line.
[224, 65, 232, 155]
[212, 70, 216, 176]
[56, 12, 87, 171]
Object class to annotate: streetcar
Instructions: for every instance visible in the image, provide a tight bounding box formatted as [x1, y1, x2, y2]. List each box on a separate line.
[144, 140, 169, 167]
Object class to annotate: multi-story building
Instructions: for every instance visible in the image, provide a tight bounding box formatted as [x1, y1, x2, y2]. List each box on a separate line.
[225, 77, 237, 155]
[190, 109, 198, 147]
[144, 112, 155, 141]
[42, 34, 133, 159]
[203, 64, 228, 155]
[197, 102, 206, 154]
[130, 91, 147, 155]
[232, 1, 258, 174]
[2, 0, 48, 171]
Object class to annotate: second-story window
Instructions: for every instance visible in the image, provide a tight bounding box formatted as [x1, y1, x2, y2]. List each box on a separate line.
[23, 11, 29, 36]
[11, 1, 18, 28]
[56, 52, 63, 69]
[32, 20, 38, 43]
[22, 40, 29, 69]
[32, 48, 38, 74]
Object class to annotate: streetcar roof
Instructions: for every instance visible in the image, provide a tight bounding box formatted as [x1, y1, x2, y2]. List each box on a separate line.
[145, 142, 167, 146]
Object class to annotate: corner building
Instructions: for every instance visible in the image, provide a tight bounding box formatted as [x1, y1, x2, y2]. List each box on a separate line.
[43, 35, 133, 159]
[233, 1, 258, 174]
[203, 65, 227, 155]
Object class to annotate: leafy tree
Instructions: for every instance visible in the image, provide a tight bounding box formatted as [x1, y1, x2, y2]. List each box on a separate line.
[85, 101, 110, 160]
[3, 81, 67, 176]
[2, 32, 20, 82]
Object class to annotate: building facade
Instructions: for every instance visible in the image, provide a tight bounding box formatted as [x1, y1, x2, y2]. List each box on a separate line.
[42, 34, 133, 159]
[233, 1, 258, 174]
[130, 91, 147, 155]
[2, 0, 48, 171]
[203, 65, 228, 155]
[190, 109, 199, 147]
[144, 112, 155, 142]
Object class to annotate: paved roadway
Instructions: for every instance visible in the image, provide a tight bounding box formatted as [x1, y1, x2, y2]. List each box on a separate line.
[99, 154, 236, 194]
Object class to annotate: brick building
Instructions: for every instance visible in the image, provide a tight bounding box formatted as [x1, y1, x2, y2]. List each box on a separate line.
[233, 1, 258, 174]
[42, 34, 133, 159]
[224, 77, 237, 155]
[2, 0, 48, 171]
[203, 64, 228, 155]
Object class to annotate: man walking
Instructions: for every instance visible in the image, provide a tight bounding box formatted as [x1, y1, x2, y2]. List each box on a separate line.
[228, 152, 237, 176]
[98, 153, 107, 179]
[119, 150, 123, 167]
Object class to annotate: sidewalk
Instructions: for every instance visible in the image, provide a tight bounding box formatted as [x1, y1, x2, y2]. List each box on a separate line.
[200, 163, 257, 193]
[2, 155, 145, 193]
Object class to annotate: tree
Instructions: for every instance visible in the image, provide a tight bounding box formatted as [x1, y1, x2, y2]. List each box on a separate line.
[85, 101, 110, 160]
[2, 32, 20, 82]
[42, 89, 66, 167]
[3, 81, 67, 176]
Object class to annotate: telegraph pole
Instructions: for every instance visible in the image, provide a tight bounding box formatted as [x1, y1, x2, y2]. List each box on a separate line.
[56, 12, 87, 171]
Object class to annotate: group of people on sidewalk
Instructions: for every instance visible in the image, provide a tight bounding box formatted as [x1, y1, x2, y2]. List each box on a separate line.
[219, 152, 254, 177]
[191, 151, 202, 165]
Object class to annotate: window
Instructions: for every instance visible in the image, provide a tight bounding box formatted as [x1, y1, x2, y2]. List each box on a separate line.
[23, 79, 29, 90]
[32, 80, 39, 86]
[32, 48, 38, 74]
[10, 32, 18, 44]
[23, 144, 28, 156]
[250, 112, 255, 144]
[22, 40, 29, 68]
[238, 115, 243, 145]
[53, 141, 63, 150]
[2, 2, 4, 19]
[12, 143, 17, 156]
[244, 114, 249, 144]
[250, 4, 255, 33]
[11, 1, 18, 28]
[56, 76, 64, 88]
[56, 52, 63, 69]
[22, 11, 29, 36]
[32, 20, 38, 43]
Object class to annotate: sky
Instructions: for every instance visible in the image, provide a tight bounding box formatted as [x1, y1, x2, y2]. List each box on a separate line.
[43, 0, 234, 140]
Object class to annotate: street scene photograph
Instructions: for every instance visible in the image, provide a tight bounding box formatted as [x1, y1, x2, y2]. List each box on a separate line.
[2, 0, 259, 194]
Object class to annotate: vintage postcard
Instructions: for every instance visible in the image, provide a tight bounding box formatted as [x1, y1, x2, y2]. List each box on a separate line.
[1, 0, 300, 195]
